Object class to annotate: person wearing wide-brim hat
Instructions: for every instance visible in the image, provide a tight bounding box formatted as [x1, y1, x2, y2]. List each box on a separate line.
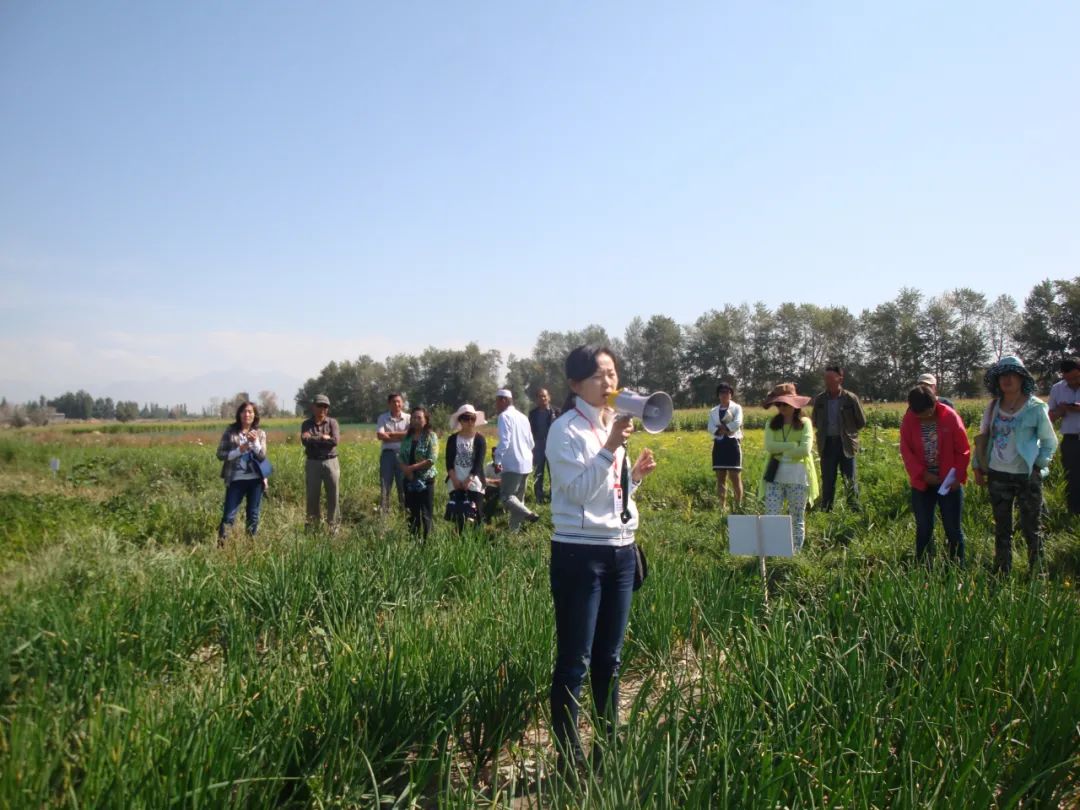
[300, 393, 341, 532]
[973, 356, 1057, 575]
[760, 383, 819, 553]
[445, 404, 488, 530]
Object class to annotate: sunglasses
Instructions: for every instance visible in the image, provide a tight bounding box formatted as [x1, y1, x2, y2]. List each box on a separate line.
[458, 414, 476, 421]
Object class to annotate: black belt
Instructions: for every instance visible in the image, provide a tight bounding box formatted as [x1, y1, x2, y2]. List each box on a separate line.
[1064, 434, 1079, 441]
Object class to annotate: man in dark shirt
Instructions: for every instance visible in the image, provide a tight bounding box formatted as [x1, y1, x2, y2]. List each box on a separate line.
[300, 394, 341, 531]
[811, 366, 867, 512]
[528, 388, 559, 504]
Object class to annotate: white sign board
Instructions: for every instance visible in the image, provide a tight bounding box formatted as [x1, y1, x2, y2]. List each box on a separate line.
[728, 515, 795, 558]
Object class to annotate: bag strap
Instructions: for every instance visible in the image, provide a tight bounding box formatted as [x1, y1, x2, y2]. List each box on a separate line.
[620, 453, 632, 525]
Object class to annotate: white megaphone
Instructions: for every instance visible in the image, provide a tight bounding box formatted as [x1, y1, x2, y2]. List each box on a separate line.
[606, 389, 674, 434]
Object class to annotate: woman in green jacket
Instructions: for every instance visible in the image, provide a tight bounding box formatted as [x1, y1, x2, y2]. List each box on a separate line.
[399, 406, 438, 539]
[761, 383, 819, 552]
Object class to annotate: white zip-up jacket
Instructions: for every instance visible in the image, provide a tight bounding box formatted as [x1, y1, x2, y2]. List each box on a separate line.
[546, 397, 639, 546]
[707, 401, 743, 441]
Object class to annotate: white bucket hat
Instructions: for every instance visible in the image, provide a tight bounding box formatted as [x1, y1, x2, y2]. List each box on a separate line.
[449, 403, 487, 431]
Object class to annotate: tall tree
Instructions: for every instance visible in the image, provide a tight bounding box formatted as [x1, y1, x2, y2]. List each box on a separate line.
[858, 289, 923, 401]
[638, 315, 683, 400]
[513, 325, 614, 410]
[682, 305, 752, 405]
[619, 317, 647, 390]
[1015, 279, 1073, 388]
[257, 390, 279, 417]
[985, 294, 1020, 361]
[115, 401, 140, 422]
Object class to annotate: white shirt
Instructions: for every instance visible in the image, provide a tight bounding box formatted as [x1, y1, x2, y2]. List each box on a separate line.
[707, 402, 744, 441]
[1049, 379, 1080, 435]
[495, 404, 534, 473]
[376, 411, 411, 451]
[982, 403, 1027, 474]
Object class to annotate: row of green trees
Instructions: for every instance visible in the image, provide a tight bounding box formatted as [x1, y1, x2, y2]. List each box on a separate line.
[297, 278, 1078, 420]
[0, 396, 146, 426]
[42, 391, 185, 421]
[294, 345, 502, 423]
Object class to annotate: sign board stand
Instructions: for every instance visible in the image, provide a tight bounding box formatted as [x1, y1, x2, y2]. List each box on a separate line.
[728, 515, 795, 604]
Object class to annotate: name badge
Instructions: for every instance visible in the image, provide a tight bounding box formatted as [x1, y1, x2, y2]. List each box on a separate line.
[613, 483, 624, 516]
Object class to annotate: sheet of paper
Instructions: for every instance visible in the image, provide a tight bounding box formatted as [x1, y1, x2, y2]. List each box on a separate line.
[728, 515, 794, 557]
[938, 467, 957, 496]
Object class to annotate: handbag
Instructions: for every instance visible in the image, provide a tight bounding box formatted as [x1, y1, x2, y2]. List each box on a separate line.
[444, 489, 479, 522]
[241, 448, 273, 478]
[763, 456, 780, 483]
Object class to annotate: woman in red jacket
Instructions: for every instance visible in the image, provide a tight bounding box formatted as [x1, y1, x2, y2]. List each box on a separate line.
[900, 385, 971, 565]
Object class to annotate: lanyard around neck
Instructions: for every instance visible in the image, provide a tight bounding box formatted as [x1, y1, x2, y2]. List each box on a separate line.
[575, 406, 620, 470]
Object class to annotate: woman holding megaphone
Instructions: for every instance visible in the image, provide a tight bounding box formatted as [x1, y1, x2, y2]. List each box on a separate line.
[545, 345, 657, 775]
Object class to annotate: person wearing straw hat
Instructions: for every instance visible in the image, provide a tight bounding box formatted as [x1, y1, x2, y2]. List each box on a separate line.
[972, 356, 1057, 575]
[761, 383, 819, 553]
[444, 403, 488, 530]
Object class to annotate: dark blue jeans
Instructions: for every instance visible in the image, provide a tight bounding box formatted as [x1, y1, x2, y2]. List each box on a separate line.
[219, 478, 264, 538]
[910, 485, 965, 565]
[820, 436, 859, 511]
[550, 541, 636, 768]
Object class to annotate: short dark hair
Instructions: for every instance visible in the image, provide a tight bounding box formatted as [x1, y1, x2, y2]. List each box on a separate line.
[716, 381, 735, 397]
[232, 401, 260, 431]
[825, 365, 843, 376]
[387, 392, 403, 402]
[907, 385, 936, 413]
[562, 345, 619, 412]
[1061, 357, 1080, 374]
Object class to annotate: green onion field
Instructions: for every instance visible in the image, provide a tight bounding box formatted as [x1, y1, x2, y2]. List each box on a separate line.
[1, 418, 1078, 807]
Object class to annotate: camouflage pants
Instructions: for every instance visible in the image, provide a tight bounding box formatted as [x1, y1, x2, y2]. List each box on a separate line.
[987, 470, 1044, 575]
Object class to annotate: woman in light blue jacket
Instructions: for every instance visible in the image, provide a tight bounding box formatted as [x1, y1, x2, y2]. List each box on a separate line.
[972, 356, 1058, 575]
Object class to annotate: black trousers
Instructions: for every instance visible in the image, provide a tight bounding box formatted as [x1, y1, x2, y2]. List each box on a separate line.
[1062, 435, 1080, 515]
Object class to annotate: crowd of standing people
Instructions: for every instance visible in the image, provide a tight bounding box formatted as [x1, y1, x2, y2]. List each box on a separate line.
[210, 346, 1076, 781]
[216, 353, 1074, 573]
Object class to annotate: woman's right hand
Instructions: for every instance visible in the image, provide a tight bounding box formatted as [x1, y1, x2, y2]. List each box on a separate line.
[974, 469, 986, 487]
[604, 415, 634, 453]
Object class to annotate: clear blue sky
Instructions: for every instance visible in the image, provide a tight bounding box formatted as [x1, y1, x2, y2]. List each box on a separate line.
[2, 1, 1077, 408]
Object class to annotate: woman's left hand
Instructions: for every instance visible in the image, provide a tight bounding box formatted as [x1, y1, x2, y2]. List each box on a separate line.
[631, 448, 657, 483]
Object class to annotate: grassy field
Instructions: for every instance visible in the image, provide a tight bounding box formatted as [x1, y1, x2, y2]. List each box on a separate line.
[1, 418, 1078, 807]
